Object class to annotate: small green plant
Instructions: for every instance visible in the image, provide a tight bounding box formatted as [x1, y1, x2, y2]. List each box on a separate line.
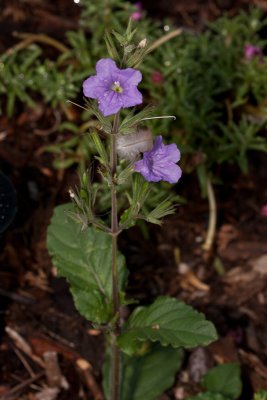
[47, 22, 217, 400]
[254, 390, 267, 400]
[188, 363, 242, 400]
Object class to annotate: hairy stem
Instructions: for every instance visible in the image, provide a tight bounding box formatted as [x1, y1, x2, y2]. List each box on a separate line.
[110, 112, 121, 400]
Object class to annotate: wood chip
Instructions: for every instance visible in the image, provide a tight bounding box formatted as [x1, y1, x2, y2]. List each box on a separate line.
[5, 326, 44, 368]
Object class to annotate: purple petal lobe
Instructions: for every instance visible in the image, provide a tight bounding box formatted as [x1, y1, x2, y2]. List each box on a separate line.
[121, 86, 142, 108]
[99, 92, 122, 116]
[96, 58, 117, 76]
[118, 69, 142, 85]
[82, 76, 105, 99]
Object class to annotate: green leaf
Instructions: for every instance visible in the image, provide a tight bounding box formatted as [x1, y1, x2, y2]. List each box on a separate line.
[202, 363, 242, 399]
[188, 393, 228, 400]
[119, 174, 150, 229]
[118, 297, 217, 355]
[47, 204, 127, 324]
[103, 344, 184, 400]
[119, 106, 155, 134]
[254, 390, 267, 400]
[104, 31, 120, 61]
[90, 130, 109, 166]
[144, 197, 176, 225]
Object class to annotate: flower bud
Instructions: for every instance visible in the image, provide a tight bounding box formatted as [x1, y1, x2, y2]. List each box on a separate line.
[138, 38, 147, 48]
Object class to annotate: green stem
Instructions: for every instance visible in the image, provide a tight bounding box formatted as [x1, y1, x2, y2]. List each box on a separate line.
[110, 112, 121, 400]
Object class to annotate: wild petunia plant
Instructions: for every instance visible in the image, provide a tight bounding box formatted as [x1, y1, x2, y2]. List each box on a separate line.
[47, 22, 217, 400]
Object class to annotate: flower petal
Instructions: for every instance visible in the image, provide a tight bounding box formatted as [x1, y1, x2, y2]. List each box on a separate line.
[96, 58, 117, 76]
[98, 91, 123, 116]
[83, 76, 106, 99]
[152, 136, 163, 152]
[155, 164, 182, 183]
[119, 68, 142, 85]
[121, 86, 143, 108]
[134, 159, 158, 182]
[164, 143, 181, 163]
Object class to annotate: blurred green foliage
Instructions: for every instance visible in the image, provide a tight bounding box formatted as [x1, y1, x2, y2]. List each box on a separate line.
[1, 1, 267, 182]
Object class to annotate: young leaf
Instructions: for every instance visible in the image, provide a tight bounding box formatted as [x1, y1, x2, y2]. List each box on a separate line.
[202, 363, 242, 399]
[119, 106, 155, 134]
[90, 130, 109, 166]
[47, 204, 127, 324]
[144, 197, 176, 225]
[119, 174, 150, 229]
[118, 296, 217, 355]
[103, 344, 184, 400]
[104, 31, 119, 61]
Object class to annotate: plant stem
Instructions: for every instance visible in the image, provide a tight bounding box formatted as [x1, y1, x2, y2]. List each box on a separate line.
[110, 112, 121, 400]
[202, 177, 217, 252]
[6, 33, 69, 55]
[147, 28, 183, 54]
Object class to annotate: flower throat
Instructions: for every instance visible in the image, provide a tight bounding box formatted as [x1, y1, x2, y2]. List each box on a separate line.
[111, 81, 123, 93]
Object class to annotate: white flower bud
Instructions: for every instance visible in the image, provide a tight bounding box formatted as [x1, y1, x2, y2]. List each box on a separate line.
[68, 189, 75, 198]
[138, 38, 147, 48]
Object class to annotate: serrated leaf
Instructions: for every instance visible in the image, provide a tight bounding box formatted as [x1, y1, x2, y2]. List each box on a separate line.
[202, 363, 242, 399]
[188, 393, 228, 400]
[47, 204, 127, 324]
[118, 297, 217, 355]
[103, 344, 184, 400]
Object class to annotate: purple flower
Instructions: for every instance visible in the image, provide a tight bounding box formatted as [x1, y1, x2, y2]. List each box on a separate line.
[244, 44, 263, 60]
[151, 70, 164, 85]
[131, 2, 143, 21]
[83, 58, 142, 117]
[134, 136, 182, 184]
[260, 204, 267, 217]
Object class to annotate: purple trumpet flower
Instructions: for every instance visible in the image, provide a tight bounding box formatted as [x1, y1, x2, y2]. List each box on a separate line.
[83, 58, 142, 117]
[134, 136, 182, 184]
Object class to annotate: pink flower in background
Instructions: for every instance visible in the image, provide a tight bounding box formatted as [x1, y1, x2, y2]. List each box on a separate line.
[260, 204, 267, 217]
[244, 44, 263, 60]
[151, 71, 164, 85]
[131, 2, 143, 21]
